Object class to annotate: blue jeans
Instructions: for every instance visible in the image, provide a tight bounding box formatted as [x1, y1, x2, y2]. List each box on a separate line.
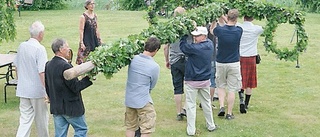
[210, 61, 216, 88]
[53, 114, 87, 137]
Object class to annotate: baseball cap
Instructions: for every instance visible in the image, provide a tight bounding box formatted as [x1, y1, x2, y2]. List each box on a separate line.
[191, 27, 208, 36]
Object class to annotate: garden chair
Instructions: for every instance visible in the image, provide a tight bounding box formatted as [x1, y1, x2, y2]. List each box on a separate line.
[3, 51, 17, 103]
[16, 0, 34, 17]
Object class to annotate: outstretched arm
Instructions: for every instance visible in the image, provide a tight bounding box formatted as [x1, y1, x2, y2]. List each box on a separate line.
[163, 44, 170, 69]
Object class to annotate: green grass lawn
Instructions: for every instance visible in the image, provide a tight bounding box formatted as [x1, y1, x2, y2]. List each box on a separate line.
[0, 9, 319, 137]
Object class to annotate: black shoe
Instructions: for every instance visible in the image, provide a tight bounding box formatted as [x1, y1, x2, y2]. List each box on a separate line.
[180, 109, 187, 117]
[217, 107, 225, 116]
[225, 114, 234, 120]
[212, 97, 219, 101]
[240, 103, 247, 114]
[176, 114, 183, 121]
[199, 103, 202, 108]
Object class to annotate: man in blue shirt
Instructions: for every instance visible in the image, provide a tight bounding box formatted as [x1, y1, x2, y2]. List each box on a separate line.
[211, 9, 243, 120]
[125, 37, 161, 137]
[180, 26, 217, 136]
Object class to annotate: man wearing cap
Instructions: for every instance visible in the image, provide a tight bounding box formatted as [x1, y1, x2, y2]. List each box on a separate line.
[180, 26, 217, 136]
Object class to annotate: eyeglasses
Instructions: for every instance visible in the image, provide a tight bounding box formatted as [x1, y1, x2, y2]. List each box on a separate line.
[89, 3, 95, 5]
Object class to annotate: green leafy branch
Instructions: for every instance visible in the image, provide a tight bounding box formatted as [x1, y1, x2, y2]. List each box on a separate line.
[87, 3, 226, 79]
[87, 0, 308, 79]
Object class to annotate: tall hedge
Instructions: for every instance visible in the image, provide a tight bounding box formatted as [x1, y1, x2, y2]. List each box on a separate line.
[23, 0, 67, 10]
[297, 0, 320, 13]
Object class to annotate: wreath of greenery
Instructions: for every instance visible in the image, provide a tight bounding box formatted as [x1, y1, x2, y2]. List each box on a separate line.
[230, 0, 308, 61]
[147, 0, 309, 61]
[87, 0, 308, 79]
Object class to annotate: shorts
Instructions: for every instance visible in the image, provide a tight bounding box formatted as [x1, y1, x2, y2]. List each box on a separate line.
[170, 58, 185, 95]
[125, 103, 156, 134]
[215, 62, 242, 92]
[210, 61, 216, 88]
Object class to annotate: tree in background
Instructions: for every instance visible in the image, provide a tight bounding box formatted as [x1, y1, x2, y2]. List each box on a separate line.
[0, 0, 69, 46]
[118, 0, 147, 10]
[297, 0, 320, 13]
[0, 0, 16, 44]
[23, 0, 67, 10]
[118, 0, 225, 12]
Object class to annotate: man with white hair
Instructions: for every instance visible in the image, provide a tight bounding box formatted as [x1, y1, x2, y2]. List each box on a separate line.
[14, 21, 49, 137]
[180, 26, 217, 136]
[163, 6, 189, 121]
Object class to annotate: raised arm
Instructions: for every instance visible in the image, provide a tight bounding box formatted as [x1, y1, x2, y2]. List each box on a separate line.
[209, 20, 217, 35]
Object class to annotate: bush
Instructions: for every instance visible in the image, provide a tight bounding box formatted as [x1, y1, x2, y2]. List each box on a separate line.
[117, 0, 147, 10]
[19, 0, 118, 10]
[24, 0, 68, 10]
[297, 0, 320, 13]
[66, 0, 118, 10]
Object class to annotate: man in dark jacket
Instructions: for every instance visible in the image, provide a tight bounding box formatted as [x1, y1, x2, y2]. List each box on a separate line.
[45, 38, 93, 137]
[180, 26, 217, 136]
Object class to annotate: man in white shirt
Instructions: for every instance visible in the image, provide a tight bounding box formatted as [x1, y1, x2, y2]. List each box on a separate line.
[14, 21, 49, 137]
[238, 16, 264, 113]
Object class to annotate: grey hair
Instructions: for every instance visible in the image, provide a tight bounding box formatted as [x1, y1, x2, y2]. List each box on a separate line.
[173, 7, 185, 17]
[29, 21, 45, 38]
[51, 38, 66, 54]
[84, 0, 93, 10]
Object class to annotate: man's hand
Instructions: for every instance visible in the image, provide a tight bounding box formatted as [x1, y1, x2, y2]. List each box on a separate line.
[80, 43, 86, 51]
[218, 15, 227, 25]
[210, 20, 217, 34]
[44, 96, 50, 104]
[165, 61, 170, 69]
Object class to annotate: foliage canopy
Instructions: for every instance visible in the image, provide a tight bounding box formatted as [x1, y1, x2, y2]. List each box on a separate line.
[87, 0, 308, 79]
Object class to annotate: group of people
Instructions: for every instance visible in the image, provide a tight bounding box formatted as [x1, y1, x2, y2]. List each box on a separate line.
[162, 7, 263, 136]
[12, 1, 263, 137]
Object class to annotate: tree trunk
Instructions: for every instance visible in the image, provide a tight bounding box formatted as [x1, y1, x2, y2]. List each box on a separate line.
[63, 61, 95, 80]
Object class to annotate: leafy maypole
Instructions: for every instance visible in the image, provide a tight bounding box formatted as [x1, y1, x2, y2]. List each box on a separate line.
[0, 0, 16, 44]
[85, 0, 308, 79]
[86, 2, 225, 79]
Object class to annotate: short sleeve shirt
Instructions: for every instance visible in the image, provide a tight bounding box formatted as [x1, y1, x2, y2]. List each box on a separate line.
[14, 38, 48, 98]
